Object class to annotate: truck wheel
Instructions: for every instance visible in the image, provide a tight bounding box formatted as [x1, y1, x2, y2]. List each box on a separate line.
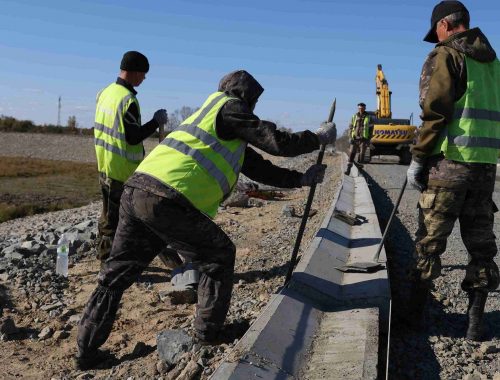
[399, 148, 412, 165]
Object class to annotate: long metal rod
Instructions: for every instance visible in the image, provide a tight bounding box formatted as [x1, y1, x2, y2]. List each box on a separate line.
[372, 177, 407, 262]
[284, 99, 336, 285]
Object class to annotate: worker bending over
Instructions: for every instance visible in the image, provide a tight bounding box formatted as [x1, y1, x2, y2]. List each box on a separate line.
[76, 70, 337, 369]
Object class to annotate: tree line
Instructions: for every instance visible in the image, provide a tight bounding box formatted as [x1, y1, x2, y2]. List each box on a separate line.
[0, 107, 295, 140]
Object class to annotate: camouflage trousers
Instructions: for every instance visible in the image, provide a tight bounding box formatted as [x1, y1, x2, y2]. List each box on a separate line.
[77, 186, 235, 354]
[96, 173, 124, 262]
[348, 139, 369, 164]
[413, 157, 499, 291]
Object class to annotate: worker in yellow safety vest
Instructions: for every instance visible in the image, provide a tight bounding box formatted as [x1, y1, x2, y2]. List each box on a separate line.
[345, 102, 371, 175]
[76, 70, 337, 369]
[406, 0, 500, 341]
[94, 51, 169, 264]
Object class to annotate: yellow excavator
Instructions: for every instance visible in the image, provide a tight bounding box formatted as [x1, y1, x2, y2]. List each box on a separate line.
[363, 64, 417, 165]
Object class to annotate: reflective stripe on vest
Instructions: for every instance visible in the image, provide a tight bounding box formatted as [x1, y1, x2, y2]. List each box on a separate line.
[432, 57, 500, 163]
[94, 83, 144, 182]
[351, 114, 370, 139]
[135, 92, 246, 218]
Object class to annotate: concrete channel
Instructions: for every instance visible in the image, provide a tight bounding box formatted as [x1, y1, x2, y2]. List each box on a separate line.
[212, 155, 391, 379]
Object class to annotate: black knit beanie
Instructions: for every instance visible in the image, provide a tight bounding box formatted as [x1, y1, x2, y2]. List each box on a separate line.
[120, 51, 149, 73]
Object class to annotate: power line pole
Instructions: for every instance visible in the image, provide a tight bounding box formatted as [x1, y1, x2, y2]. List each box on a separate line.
[57, 96, 61, 126]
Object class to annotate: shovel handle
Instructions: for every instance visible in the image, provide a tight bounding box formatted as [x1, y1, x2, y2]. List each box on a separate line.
[159, 123, 165, 143]
[284, 99, 336, 286]
[372, 177, 407, 262]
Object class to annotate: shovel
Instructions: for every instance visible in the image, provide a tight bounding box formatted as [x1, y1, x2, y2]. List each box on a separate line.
[284, 99, 337, 285]
[335, 177, 407, 273]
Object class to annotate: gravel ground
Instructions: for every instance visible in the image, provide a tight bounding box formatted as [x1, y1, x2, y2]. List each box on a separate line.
[363, 157, 500, 380]
[0, 131, 342, 379]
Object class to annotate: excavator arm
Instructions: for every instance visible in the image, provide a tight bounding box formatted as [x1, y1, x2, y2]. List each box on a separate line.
[375, 64, 392, 119]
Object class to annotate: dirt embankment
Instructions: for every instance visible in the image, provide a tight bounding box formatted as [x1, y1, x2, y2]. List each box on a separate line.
[0, 132, 342, 379]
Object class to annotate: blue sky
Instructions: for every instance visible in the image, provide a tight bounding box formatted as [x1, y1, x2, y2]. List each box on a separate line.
[0, 0, 499, 133]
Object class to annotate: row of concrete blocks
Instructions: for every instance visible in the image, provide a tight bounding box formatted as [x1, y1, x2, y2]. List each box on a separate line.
[212, 156, 391, 379]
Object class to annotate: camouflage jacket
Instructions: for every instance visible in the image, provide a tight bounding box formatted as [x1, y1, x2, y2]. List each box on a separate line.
[411, 28, 497, 161]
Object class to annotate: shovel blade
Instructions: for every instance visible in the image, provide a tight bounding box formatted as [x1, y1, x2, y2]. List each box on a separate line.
[335, 262, 385, 273]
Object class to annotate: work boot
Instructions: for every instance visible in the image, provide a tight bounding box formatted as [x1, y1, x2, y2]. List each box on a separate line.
[466, 290, 488, 341]
[194, 329, 220, 346]
[74, 349, 116, 370]
[344, 163, 353, 176]
[405, 281, 430, 330]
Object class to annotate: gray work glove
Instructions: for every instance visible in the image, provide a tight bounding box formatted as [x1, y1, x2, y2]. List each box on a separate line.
[153, 109, 168, 126]
[316, 121, 337, 146]
[407, 159, 426, 191]
[300, 164, 327, 187]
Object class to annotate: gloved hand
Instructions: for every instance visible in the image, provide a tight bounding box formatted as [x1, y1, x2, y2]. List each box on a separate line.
[407, 159, 426, 191]
[300, 164, 327, 187]
[349, 138, 354, 145]
[316, 121, 337, 146]
[153, 109, 168, 126]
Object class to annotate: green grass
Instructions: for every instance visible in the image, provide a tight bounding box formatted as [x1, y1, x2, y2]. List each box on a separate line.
[0, 157, 100, 223]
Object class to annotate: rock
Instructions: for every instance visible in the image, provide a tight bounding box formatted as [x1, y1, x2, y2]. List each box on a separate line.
[247, 198, 264, 207]
[41, 302, 63, 311]
[1, 245, 20, 257]
[160, 288, 197, 305]
[166, 361, 187, 380]
[76, 241, 92, 254]
[68, 314, 81, 324]
[462, 371, 487, 380]
[176, 360, 201, 380]
[156, 360, 170, 375]
[471, 352, 484, 361]
[38, 326, 53, 340]
[73, 220, 94, 231]
[0, 316, 19, 335]
[75, 373, 94, 380]
[4, 251, 23, 261]
[132, 341, 150, 356]
[53, 330, 70, 340]
[282, 205, 295, 217]
[221, 192, 249, 208]
[157, 329, 194, 366]
[479, 343, 497, 354]
[493, 372, 500, 380]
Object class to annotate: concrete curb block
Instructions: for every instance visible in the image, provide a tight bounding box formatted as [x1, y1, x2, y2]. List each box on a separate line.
[211, 153, 390, 379]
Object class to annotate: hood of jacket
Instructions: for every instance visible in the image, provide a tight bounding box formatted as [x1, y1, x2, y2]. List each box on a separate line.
[437, 27, 497, 63]
[218, 70, 264, 109]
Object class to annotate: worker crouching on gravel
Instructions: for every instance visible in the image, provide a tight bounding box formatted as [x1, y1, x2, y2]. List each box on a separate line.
[75, 69, 337, 369]
[406, 1, 500, 341]
[345, 102, 371, 175]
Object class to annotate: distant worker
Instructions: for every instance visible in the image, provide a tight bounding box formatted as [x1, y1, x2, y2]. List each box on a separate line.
[94, 51, 169, 264]
[406, 1, 500, 341]
[345, 102, 371, 175]
[75, 70, 337, 369]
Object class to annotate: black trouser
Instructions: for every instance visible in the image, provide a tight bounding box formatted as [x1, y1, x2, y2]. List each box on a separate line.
[96, 173, 124, 262]
[77, 186, 235, 354]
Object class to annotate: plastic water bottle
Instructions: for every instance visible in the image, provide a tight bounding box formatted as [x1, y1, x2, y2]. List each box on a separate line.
[56, 233, 69, 277]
